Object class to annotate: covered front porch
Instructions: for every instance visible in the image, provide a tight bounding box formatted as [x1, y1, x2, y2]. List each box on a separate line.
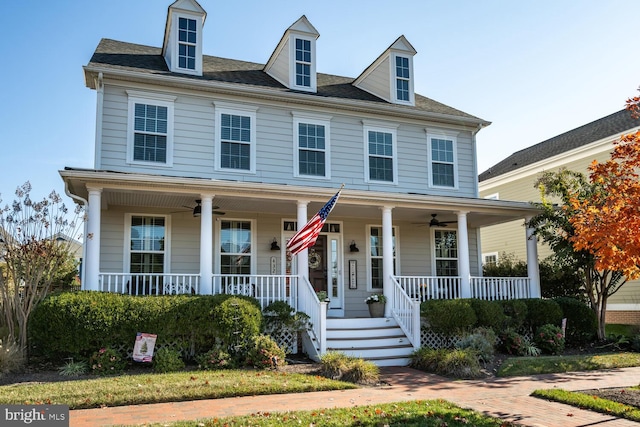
[62, 169, 541, 363]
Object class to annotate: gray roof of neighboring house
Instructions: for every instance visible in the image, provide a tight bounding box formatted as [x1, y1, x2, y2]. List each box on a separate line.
[87, 38, 486, 123]
[479, 109, 640, 182]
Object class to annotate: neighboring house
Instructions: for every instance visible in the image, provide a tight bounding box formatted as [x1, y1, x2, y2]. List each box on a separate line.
[61, 0, 539, 365]
[479, 109, 640, 325]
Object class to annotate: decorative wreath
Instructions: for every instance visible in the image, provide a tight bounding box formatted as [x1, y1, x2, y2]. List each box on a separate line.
[308, 250, 322, 269]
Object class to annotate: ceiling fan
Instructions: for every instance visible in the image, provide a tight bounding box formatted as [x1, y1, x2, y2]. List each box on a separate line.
[174, 199, 225, 217]
[428, 214, 457, 227]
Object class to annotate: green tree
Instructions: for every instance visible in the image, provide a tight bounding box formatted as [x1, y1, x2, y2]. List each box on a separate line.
[0, 182, 84, 359]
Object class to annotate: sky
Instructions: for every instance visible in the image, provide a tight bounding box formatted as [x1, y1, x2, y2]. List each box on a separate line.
[1, 0, 639, 205]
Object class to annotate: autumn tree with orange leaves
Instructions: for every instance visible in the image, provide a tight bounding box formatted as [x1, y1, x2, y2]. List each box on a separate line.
[530, 91, 640, 340]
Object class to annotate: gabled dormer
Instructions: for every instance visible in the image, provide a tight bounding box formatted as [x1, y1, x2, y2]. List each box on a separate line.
[264, 16, 319, 93]
[162, 0, 206, 76]
[353, 36, 417, 106]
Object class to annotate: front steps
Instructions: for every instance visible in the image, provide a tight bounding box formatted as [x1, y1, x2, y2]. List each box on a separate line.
[326, 317, 414, 366]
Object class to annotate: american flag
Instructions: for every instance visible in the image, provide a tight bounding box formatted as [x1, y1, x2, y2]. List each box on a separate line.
[286, 188, 342, 256]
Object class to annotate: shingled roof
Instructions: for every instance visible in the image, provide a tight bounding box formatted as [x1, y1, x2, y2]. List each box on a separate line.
[86, 38, 486, 123]
[479, 109, 640, 182]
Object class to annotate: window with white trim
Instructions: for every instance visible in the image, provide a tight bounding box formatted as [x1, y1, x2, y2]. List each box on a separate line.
[483, 252, 498, 267]
[215, 104, 257, 173]
[295, 38, 311, 87]
[128, 215, 166, 275]
[293, 113, 331, 178]
[368, 226, 397, 290]
[178, 17, 197, 71]
[427, 131, 458, 188]
[364, 124, 397, 184]
[127, 92, 175, 166]
[219, 220, 252, 275]
[434, 229, 458, 276]
[395, 56, 410, 102]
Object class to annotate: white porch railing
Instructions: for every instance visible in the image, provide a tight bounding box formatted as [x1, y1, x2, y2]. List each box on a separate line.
[211, 274, 299, 310]
[390, 277, 421, 348]
[99, 273, 200, 295]
[470, 276, 530, 300]
[297, 276, 326, 357]
[395, 276, 461, 302]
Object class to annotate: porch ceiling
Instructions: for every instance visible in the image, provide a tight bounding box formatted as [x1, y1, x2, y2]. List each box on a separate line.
[61, 168, 539, 227]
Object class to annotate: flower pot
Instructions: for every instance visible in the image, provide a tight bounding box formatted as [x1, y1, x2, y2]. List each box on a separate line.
[368, 302, 385, 318]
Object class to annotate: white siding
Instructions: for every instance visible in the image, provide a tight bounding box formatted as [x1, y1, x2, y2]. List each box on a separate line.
[356, 57, 391, 102]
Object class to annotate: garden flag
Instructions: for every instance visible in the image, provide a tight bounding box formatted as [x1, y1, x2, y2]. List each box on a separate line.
[287, 186, 343, 256]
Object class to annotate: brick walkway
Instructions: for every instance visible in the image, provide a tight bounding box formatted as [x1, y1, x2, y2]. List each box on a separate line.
[70, 366, 640, 426]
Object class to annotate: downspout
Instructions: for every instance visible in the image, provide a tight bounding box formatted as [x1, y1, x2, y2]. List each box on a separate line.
[64, 182, 88, 290]
[94, 72, 104, 169]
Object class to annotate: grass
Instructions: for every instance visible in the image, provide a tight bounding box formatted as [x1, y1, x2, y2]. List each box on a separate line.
[606, 323, 639, 337]
[497, 352, 640, 377]
[147, 399, 514, 427]
[531, 388, 640, 423]
[0, 369, 356, 410]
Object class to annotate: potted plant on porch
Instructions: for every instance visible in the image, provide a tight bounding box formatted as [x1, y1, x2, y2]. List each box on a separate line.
[365, 293, 386, 318]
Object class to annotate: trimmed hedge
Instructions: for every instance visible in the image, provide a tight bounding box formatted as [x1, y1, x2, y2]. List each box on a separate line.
[553, 297, 597, 346]
[29, 291, 260, 361]
[498, 299, 528, 330]
[466, 299, 505, 330]
[522, 298, 563, 332]
[421, 299, 476, 335]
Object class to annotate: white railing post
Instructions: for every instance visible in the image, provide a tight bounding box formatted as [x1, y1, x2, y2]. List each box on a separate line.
[319, 301, 327, 354]
[412, 299, 421, 349]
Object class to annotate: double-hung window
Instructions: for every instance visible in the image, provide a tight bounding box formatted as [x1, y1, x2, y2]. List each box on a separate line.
[215, 103, 257, 173]
[434, 229, 458, 276]
[178, 17, 197, 71]
[293, 113, 331, 179]
[427, 130, 458, 188]
[395, 56, 410, 102]
[127, 91, 175, 166]
[295, 38, 311, 87]
[127, 214, 168, 293]
[368, 226, 397, 290]
[364, 123, 397, 184]
[289, 35, 316, 92]
[219, 220, 253, 275]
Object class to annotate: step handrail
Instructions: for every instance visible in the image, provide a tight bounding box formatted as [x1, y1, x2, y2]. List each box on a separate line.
[390, 276, 421, 349]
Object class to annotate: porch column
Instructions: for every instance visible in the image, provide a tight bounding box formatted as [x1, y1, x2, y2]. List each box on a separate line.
[456, 211, 471, 298]
[525, 216, 541, 298]
[382, 206, 393, 316]
[199, 195, 214, 295]
[296, 201, 309, 281]
[85, 187, 102, 291]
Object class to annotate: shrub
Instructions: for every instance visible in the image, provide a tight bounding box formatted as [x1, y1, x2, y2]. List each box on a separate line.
[498, 329, 540, 356]
[29, 292, 259, 361]
[58, 360, 88, 377]
[455, 327, 496, 364]
[410, 347, 482, 379]
[420, 299, 476, 335]
[245, 335, 286, 370]
[153, 347, 185, 373]
[318, 351, 379, 384]
[467, 299, 505, 330]
[553, 297, 597, 346]
[340, 358, 379, 385]
[534, 324, 565, 355]
[196, 346, 235, 370]
[89, 347, 125, 376]
[499, 299, 528, 330]
[262, 301, 310, 336]
[212, 297, 262, 358]
[0, 339, 25, 375]
[522, 299, 563, 332]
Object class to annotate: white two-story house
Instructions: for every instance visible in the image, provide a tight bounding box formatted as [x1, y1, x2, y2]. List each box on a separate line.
[61, 0, 540, 365]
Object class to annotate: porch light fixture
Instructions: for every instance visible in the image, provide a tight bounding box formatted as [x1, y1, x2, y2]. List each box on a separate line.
[270, 238, 281, 251]
[349, 240, 359, 252]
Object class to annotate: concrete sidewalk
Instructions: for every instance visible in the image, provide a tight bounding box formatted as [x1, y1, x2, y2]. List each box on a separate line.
[70, 366, 640, 426]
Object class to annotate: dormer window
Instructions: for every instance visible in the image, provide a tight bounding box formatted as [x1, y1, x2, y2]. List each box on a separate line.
[162, 0, 206, 76]
[178, 17, 197, 70]
[395, 56, 410, 102]
[295, 38, 312, 87]
[264, 16, 319, 93]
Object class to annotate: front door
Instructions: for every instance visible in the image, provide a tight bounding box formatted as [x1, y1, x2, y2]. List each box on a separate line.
[308, 234, 343, 316]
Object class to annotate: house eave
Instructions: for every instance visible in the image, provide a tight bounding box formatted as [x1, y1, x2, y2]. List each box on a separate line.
[83, 65, 491, 129]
